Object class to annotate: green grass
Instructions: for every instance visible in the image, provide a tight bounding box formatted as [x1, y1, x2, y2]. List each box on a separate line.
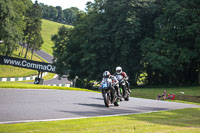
[131, 86, 200, 105]
[0, 82, 95, 92]
[41, 19, 73, 55]
[42, 73, 56, 81]
[0, 108, 199, 133]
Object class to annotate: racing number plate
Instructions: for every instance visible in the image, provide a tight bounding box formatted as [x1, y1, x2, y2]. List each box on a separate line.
[102, 83, 107, 88]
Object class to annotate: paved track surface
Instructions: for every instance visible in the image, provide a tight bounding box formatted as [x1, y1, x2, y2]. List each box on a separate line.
[42, 76, 71, 85]
[34, 50, 71, 85]
[0, 89, 199, 124]
[35, 50, 53, 63]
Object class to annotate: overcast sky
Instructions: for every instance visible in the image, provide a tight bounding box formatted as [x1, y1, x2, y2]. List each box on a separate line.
[31, 0, 94, 11]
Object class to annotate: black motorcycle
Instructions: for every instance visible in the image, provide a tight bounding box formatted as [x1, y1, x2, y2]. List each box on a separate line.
[99, 78, 120, 107]
[115, 74, 130, 101]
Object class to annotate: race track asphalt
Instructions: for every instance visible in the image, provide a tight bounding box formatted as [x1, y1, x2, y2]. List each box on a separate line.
[0, 89, 199, 124]
[34, 50, 53, 63]
[34, 50, 71, 85]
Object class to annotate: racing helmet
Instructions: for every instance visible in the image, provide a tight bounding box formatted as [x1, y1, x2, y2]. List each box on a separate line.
[103, 71, 110, 78]
[116, 66, 122, 74]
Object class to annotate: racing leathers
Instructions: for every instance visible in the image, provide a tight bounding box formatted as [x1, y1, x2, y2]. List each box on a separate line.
[101, 75, 121, 97]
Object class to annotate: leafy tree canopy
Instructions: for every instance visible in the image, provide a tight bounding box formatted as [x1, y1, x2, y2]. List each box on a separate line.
[53, 0, 200, 87]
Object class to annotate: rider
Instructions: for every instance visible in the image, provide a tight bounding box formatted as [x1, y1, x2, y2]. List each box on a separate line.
[102, 71, 121, 97]
[114, 66, 131, 93]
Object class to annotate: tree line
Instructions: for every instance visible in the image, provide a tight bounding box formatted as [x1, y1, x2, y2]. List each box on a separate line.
[39, 3, 83, 25]
[53, 0, 200, 87]
[0, 0, 43, 59]
[52, 0, 200, 87]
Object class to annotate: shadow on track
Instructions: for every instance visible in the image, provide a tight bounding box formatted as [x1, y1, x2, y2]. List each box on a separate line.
[88, 97, 103, 101]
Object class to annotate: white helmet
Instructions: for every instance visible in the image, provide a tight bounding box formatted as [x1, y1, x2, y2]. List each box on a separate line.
[116, 66, 122, 74]
[103, 71, 110, 78]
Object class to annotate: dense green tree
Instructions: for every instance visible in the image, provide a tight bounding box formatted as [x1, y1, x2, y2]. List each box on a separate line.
[56, 6, 64, 22]
[63, 7, 80, 25]
[141, 0, 200, 84]
[49, 6, 58, 20]
[53, 0, 200, 87]
[24, 0, 43, 59]
[39, 3, 50, 19]
[0, 0, 32, 56]
[52, 26, 72, 75]
[39, 3, 81, 25]
[53, 0, 155, 87]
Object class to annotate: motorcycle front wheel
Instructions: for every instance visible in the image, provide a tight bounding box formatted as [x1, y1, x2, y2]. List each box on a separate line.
[122, 86, 129, 101]
[114, 98, 120, 106]
[103, 92, 111, 107]
[124, 95, 129, 101]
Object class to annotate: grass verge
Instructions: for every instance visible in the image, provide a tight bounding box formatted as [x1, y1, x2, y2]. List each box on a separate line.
[0, 108, 199, 133]
[131, 86, 200, 105]
[0, 82, 95, 92]
[41, 73, 56, 81]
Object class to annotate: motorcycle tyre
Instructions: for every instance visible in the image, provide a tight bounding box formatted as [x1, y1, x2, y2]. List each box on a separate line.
[122, 86, 130, 101]
[114, 98, 120, 106]
[124, 96, 129, 101]
[103, 92, 111, 107]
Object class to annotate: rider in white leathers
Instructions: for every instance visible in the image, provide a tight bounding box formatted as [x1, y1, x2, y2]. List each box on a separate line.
[114, 66, 131, 93]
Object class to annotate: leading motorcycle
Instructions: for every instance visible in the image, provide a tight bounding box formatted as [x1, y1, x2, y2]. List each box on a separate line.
[99, 78, 120, 107]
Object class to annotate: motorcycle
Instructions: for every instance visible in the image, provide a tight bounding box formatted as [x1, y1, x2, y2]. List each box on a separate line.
[115, 74, 130, 101]
[99, 78, 120, 107]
